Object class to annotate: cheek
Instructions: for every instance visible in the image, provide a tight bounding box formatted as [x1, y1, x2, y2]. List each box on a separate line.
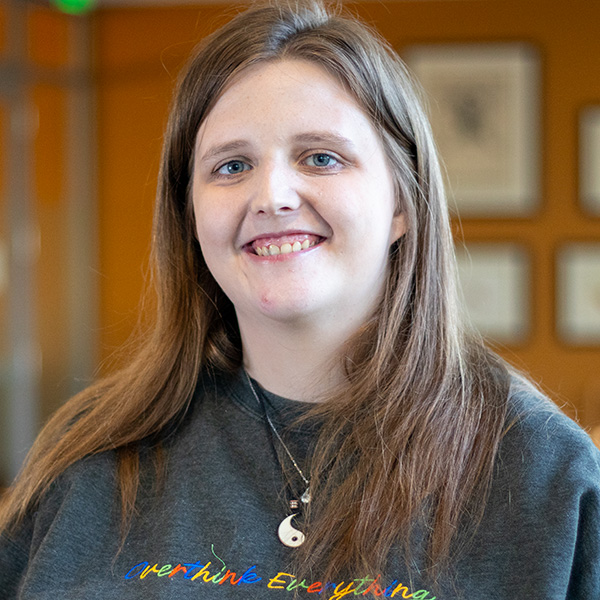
[192, 199, 238, 286]
[192, 194, 225, 249]
[195, 226, 232, 298]
[193, 210, 210, 245]
[338, 180, 396, 237]
[195, 221, 228, 275]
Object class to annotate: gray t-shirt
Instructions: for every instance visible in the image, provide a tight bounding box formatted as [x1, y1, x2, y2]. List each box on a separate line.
[1, 369, 599, 599]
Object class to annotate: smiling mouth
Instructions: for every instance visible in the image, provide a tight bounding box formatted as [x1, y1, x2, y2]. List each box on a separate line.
[248, 233, 323, 256]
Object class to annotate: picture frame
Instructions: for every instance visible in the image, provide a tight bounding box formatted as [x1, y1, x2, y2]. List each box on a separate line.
[455, 243, 530, 344]
[404, 43, 540, 217]
[580, 107, 600, 216]
[557, 244, 600, 345]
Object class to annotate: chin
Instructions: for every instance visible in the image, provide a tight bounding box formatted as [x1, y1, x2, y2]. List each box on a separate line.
[256, 299, 315, 321]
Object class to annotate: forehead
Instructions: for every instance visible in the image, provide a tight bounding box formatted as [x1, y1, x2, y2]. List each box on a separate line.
[194, 59, 378, 150]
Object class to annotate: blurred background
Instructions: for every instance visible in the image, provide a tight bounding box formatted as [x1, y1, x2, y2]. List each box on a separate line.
[1, 0, 599, 487]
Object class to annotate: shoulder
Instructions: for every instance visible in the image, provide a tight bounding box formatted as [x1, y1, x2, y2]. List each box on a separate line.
[505, 377, 599, 465]
[0, 451, 120, 596]
[30, 452, 120, 547]
[495, 376, 600, 502]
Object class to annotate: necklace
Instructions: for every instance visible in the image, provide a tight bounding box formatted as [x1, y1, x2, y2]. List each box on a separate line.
[245, 371, 311, 547]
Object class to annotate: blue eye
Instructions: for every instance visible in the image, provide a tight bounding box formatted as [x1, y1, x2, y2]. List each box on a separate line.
[306, 153, 338, 167]
[217, 160, 250, 175]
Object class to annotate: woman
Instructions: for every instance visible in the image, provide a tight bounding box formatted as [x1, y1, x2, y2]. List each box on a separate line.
[1, 2, 598, 598]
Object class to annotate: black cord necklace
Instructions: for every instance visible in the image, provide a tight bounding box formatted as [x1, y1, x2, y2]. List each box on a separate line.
[245, 371, 310, 547]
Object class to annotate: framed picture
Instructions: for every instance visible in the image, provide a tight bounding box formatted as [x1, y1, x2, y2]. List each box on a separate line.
[404, 43, 540, 217]
[455, 243, 529, 343]
[580, 107, 600, 216]
[557, 244, 600, 345]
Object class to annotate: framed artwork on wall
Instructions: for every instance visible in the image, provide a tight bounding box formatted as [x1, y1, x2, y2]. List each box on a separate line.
[404, 43, 540, 218]
[557, 244, 600, 345]
[580, 107, 600, 216]
[455, 243, 530, 344]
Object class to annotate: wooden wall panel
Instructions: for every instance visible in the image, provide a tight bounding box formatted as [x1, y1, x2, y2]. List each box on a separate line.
[0, 4, 5, 56]
[27, 5, 71, 68]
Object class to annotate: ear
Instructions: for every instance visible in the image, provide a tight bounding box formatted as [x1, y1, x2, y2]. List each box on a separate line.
[389, 212, 407, 245]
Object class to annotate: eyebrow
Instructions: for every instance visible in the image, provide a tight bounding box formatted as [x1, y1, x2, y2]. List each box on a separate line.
[198, 140, 251, 164]
[292, 132, 356, 150]
[197, 131, 357, 164]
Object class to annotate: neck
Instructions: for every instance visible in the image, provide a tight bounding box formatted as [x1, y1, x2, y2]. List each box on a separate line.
[240, 315, 357, 402]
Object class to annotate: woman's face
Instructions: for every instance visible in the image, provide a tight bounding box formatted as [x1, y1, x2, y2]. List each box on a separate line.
[192, 59, 406, 334]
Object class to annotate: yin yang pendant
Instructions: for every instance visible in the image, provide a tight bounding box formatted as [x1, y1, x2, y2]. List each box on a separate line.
[278, 514, 305, 547]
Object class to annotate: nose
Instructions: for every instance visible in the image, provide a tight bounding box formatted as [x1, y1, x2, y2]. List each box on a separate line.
[249, 159, 301, 215]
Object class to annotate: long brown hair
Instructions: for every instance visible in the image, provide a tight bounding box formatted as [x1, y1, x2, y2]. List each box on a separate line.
[1, 0, 510, 585]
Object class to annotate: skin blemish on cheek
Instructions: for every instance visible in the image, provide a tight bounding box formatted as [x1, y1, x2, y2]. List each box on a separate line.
[260, 294, 272, 307]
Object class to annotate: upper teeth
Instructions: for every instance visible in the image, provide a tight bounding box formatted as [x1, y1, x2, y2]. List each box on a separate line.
[256, 239, 313, 256]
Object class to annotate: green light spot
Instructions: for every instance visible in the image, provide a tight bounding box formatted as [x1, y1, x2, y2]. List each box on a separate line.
[52, 0, 95, 15]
